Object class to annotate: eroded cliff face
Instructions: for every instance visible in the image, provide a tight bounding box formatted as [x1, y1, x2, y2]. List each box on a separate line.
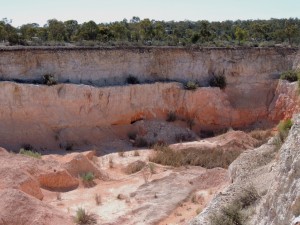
[0, 47, 297, 85]
[0, 47, 298, 151]
[0, 79, 297, 151]
[251, 114, 300, 225]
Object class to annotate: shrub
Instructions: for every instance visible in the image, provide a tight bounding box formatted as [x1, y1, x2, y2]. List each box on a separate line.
[81, 172, 94, 182]
[175, 133, 194, 142]
[74, 207, 97, 225]
[125, 160, 146, 174]
[134, 150, 140, 156]
[148, 162, 156, 174]
[81, 172, 95, 187]
[278, 119, 293, 141]
[65, 143, 73, 151]
[249, 129, 272, 147]
[238, 185, 260, 209]
[166, 111, 177, 122]
[127, 131, 137, 140]
[117, 193, 127, 200]
[149, 146, 184, 167]
[56, 192, 62, 201]
[210, 185, 260, 225]
[94, 194, 101, 205]
[210, 204, 244, 225]
[22, 144, 34, 151]
[118, 150, 125, 157]
[273, 136, 283, 151]
[280, 70, 300, 82]
[126, 75, 140, 84]
[149, 147, 242, 169]
[134, 137, 149, 147]
[209, 75, 227, 89]
[186, 117, 195, 130]
[109, 157, 114, 168]
[19, 148, 41, 159]
[42, 74, 57, 86]
[184, 81, 198, 90]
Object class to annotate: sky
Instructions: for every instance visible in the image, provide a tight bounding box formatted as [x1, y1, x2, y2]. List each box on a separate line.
[0, 0, 299, 27]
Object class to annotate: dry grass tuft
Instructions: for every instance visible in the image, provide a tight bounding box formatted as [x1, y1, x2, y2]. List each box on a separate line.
[74, 207, 97, 225]
[134, 150, 140, 156]
[249, 129, 272, 147]
[94, 194, 101, 205]
[149, 145, 241, 169]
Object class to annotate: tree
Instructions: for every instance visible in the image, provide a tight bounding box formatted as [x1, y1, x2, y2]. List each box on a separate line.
[191, 33, 200, 43]
[98, 25, 113, 42]
[46, 19, 67, 41]
[199, 21, 214, 43]
[110, 22, 128, 41]
[0, 24, 7, 41]
[235, 27, 248, 44]
[250, 22, 270, 41]
[64, 20, 79, 41]
[78, 21, 99, 40]
[139, 19, 154, 41]
[130, 16, 140, 23]
[20, 23, 39, 40]
[285, 22, 298, 44]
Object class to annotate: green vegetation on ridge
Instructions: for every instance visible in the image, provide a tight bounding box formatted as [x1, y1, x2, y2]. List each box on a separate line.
[0, 17, 300, 47]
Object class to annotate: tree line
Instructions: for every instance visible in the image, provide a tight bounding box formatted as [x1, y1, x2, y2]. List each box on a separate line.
[0, 17, 299, 47]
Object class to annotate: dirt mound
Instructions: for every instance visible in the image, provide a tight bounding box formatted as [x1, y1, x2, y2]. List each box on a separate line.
[38, 170, 79, 191]
[45, 152, 108, 180]
[0, 167, 43, 200]
[0, 150, 79, 194]
[0, 188, 74, 225]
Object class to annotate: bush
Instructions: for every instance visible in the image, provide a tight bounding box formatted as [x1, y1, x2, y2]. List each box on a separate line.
[280, 70, 300, 82]
[186, 117, 195, 130]
[249, 129, 272, 147]
[127, 131, 137, 140]
[94, 194, 101, 205]
[150, 146, 184, 167]
[166, 111, 177, 122]
[175, 133, 194, 142]
[118, 150, 125, 157]
[81, 172, 95, 187]
[278, 119, 293, 141]
[149, 146, 242, 169]
[125, 160, 146, 174]
[65, 143, 74, 151]
[19, 148, 41, 159]
[210, 185, 260, 225]
[133, 137, 149, 147]
[81, 172, 94, 182]
[42, 74, 57, 86]
[74, 208, 97, 225]
[209, 75, 227, 89]
[238, 185, 260, 209]
[184, 81, 198, 90]
[210, 204, 244, 225]
[126, 75, 140, 84]
[134, 150, 140, 156]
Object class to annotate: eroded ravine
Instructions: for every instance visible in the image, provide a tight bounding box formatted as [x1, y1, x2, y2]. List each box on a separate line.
[0, 47, 299, 225]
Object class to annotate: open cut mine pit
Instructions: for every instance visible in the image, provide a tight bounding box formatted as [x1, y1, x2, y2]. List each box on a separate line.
[0, 47, 299, 225]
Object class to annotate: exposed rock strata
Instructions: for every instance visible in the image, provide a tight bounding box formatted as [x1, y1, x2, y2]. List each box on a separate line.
[190, 114, 300, 225]
[0, 47, 296, 86]
[0, 80, 295, 151]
